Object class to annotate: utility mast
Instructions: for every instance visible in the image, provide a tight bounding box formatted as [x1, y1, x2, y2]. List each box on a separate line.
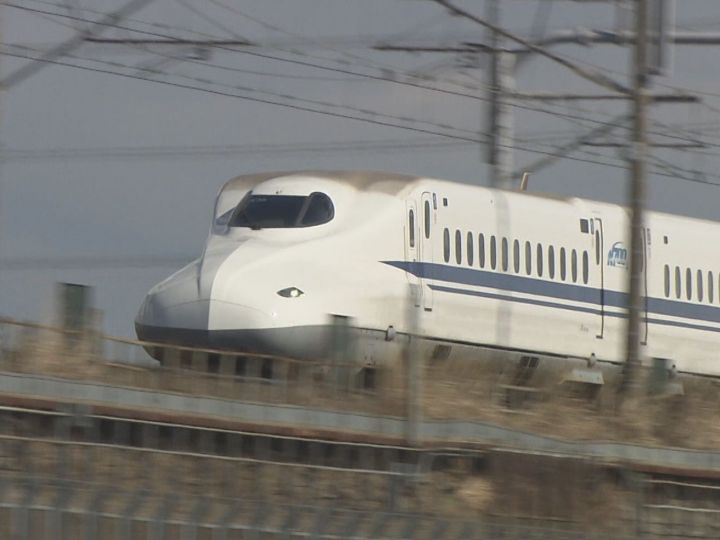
[485, 0, 514, 189]
[622, 0, 650, 398]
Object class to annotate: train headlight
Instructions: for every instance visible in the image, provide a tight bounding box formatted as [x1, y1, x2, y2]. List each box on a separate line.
[277, 287, 304, 298]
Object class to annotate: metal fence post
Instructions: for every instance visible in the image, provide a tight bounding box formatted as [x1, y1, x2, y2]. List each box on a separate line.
[280, 505, 300, 537]
[48, 481, 73, 540]
[405, 284, 421, 445]
[212, 500, 241, 540]
[634, 471, 646, 539]
[149, 494, 177, 540]
[120, 489, 147, 540]
[368, 511, 390, 539]
[339, 509, 363, 539]
[84, 488, 109, 540]
[311, 506, 334, 538]
[181, 496, 209, 540]
[249, 500, 269, 539]
[13, 479, 37, 540]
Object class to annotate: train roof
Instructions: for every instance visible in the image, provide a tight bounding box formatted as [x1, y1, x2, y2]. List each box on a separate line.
[219, 170, 716, 227]
[221, 170, 603, 201]
[221, 170, 422, 196]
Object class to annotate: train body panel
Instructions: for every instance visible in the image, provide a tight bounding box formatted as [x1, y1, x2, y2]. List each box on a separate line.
[136, 170, 720, 377]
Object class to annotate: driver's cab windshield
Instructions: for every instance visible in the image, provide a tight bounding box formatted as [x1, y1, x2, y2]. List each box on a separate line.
[215, 191, 334, 231]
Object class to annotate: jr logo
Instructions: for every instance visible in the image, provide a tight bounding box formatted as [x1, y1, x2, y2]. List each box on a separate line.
[607, 242, 628, 268]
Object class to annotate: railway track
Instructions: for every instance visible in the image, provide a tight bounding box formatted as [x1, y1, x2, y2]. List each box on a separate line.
[0, 404, 481, 473]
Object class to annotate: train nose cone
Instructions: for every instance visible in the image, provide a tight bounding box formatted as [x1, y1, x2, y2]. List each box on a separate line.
[135, 248, 277, 351]
[135, 261, 211, 346]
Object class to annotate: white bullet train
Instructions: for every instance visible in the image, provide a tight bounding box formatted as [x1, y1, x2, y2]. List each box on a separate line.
[136, 170, 720, 377]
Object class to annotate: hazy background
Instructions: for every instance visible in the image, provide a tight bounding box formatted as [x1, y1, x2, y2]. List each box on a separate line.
[2, 0, 720, 337]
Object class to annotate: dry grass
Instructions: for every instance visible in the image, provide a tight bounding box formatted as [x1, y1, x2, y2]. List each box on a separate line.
[1, 438, 641, 534]
[6, 328, 720, 450]
[457, 477, 495, 512]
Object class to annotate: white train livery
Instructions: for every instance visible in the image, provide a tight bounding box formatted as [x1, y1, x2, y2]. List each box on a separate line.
[135, 170, 720, 376]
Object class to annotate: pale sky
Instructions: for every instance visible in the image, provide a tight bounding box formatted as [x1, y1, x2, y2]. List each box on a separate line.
[2, 0, 720, 337]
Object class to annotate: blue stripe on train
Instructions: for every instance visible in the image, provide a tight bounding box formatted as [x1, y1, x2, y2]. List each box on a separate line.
[383, 260, 720, 329]
[430, 284, 720, 334]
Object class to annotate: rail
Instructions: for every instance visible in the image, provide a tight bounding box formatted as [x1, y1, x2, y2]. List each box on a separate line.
[0, 402, 477, 472]
[0, 372, 720, 477]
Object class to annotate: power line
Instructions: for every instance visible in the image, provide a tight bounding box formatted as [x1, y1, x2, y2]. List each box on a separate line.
[0, 48, 640, 171]
[204, 0, 408, 75]
[4, 47, 719, 187]
[21, 0, 223, 40]
[0, 138, 473, 162]
[2, 43, 480, 138]
[0, 255, 194, 270]
[5, 2, 499, 99]
[0, 0, 152, 89]
[431, 0, 630, 94]
[6, 3, 720, 184]
[1, 48, 486, 142]
[10, 1, 708, 149]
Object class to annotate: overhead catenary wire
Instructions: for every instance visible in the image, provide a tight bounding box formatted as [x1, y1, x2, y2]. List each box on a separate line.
[8, 1, 709, 149]
[16, 0, 716, 146]
[204, 0, 415, 76]
[430, 0, 630, 94]
[6, 1, 720, 184]
[0, 0, 152, 89]
[6, 1, 501, 98]
[4, 47, 720, 187]
[0, 137, 474, 162]
[6, 37, 643, 149]
[1, 44, 481, 139]
[0, 255, 195, 270]
[0, 48, 646, 172]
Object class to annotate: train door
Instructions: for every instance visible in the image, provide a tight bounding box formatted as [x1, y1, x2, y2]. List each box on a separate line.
[593, 218, 606, 339]
[420, 192, 434, 311]
[405, 200, 421, 307]
[641, 228, 649, 344]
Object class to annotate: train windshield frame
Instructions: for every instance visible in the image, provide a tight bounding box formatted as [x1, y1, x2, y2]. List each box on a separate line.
[225, 191, 334, 230]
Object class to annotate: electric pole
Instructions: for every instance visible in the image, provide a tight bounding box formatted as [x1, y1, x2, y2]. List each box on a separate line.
[621, 0, 650, 399]
[485, 0, 514, 189]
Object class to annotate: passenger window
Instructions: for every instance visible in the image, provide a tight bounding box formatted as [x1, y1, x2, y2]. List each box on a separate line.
[582, 251, 589, 284]
[424, 201, 431, 239]
[664, 265, 670, 298]
[571, 250, 578, 283]
[443, 228, 450, 263]
[466, 232, 474, 266]
[537, 244, 543, 277]
[686, 268, 692, 301]
[513, 240, 520, 273]
[560, 248, 567, 281]
[455, 230, 462, 265]
[408, 210, 415, 248]
[490, 236, 497, 270]
[675, 266, 681, 299]
[502, 237, 509, 272]
[548, 245, 555, 279]
[525, 242, 532, 275]
[479, 234, 485, 268]
[710, 271, 714, 303]
[698, 269, 704, 302]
